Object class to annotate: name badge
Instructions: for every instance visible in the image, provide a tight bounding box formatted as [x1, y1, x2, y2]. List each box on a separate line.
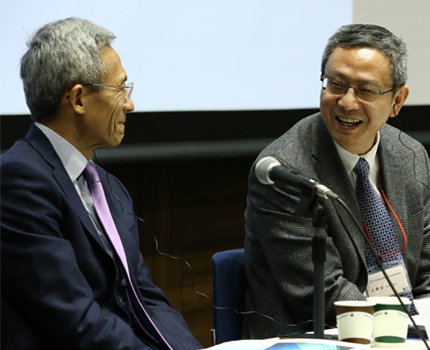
[367, 265, 410, 297]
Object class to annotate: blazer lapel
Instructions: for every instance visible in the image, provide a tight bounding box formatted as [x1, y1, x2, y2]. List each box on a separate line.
[378, 129, 407, 242]
[311, 116, 368, 266]
[25, 124, 109, 252]
[97, 169, 137, 267]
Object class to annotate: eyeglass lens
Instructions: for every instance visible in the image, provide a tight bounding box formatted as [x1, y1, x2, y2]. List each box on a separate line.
[322, 78, 382, 102]
[125, 83, 133, 99]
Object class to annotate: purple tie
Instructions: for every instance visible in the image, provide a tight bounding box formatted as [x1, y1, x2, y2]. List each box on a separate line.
[83, 162, 173, 349]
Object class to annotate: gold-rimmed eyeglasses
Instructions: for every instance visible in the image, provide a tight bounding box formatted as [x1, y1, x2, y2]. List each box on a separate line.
[83, 82, 134, 100]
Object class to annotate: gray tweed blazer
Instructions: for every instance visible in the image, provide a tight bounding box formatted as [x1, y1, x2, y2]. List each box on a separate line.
[243, 113, 430, 338]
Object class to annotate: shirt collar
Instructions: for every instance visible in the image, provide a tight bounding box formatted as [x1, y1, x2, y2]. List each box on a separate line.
[333, 131, 380, 178]
[35, 122, 89, 182]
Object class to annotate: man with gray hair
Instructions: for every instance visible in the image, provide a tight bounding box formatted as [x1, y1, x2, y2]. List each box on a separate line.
[243, 24, 430, 337]
[1, 17, 202, 350]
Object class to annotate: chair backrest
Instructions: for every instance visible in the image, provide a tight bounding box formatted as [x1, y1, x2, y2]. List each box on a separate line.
[211, 248, 246, 345]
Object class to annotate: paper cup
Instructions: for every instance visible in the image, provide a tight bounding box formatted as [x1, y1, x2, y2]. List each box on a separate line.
[335, 300, 375, 345]
[367, 297, 411, 348]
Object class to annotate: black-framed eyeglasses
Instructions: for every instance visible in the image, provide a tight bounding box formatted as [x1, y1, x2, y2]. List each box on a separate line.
[321, 77, 394, 103]
[83, 82, 134, 100]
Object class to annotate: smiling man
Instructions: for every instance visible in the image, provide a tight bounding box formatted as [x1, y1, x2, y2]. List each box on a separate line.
[243, 24, 430, 338]
[1, 18, 202, 350]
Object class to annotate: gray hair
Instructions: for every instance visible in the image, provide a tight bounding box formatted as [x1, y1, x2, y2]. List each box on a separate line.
[20, 17, 116, 122]
[321, 24, 407, 90]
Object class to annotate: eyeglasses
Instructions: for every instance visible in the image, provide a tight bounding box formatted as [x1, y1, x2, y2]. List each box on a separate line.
[321, 77, 394, 103]
[83, 82, 134, 100]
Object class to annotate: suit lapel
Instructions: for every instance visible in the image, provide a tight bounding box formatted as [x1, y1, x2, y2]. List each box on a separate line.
[378, 128, 407, 241]
[311, 116, 368, 266]
[97, 168, 137, 269]
[25, 124, 110, 252]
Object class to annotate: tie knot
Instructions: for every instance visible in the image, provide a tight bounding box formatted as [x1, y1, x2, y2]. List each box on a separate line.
[353, 157, 370, 179]
[83, 162, 100, 186]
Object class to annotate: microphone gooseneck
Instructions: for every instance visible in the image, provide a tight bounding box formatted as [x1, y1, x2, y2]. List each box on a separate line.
[255, 156, 338, 200]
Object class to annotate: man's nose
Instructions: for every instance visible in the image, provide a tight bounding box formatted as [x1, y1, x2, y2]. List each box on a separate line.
[124, 98, 135, 112]
[339, 87, 360, 110]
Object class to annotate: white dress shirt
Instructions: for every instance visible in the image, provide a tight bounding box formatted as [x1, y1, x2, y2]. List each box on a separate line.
[333, 131, 382, 199]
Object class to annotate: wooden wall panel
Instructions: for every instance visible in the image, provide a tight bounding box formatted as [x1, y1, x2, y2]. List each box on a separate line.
[103, 156, 254, 347]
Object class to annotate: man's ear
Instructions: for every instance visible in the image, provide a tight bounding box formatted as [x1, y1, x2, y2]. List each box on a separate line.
[389, 85, 409, 117]
[67, 84, 86, 115]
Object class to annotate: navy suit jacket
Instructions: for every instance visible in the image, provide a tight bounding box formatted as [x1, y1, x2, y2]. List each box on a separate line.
[1, 124, 202, 350]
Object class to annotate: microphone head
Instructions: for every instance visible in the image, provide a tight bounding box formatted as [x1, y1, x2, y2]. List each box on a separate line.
[255, 156, 280, 185]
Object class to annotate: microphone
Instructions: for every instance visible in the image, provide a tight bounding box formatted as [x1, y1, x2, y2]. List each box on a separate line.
[255, 156, 338, 200]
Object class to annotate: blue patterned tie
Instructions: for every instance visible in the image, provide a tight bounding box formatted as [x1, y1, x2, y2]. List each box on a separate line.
[354, 157, 416, 314]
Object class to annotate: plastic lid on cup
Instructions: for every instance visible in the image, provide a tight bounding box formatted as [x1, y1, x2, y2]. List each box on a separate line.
[367, 296, 411, 305]
[334, 300, 376, 307]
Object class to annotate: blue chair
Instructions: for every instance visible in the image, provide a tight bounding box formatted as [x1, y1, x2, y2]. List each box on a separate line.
[211, 248, 246, 345]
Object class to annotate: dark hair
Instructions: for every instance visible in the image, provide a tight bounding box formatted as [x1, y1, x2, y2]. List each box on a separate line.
[321, 24, 407, 89]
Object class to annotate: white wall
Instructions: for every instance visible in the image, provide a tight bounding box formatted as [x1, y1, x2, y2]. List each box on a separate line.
[0, 0, 352, 114]
[353, 0, 430, 106]
[1, 0, 428, 114]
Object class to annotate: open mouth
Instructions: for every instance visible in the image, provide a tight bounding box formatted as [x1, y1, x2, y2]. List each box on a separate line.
[336, 116, 361, 127]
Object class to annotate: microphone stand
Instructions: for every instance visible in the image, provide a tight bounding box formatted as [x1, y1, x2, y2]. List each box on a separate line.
[295, 181, 327, 339]
[311, 204, 326, 339]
